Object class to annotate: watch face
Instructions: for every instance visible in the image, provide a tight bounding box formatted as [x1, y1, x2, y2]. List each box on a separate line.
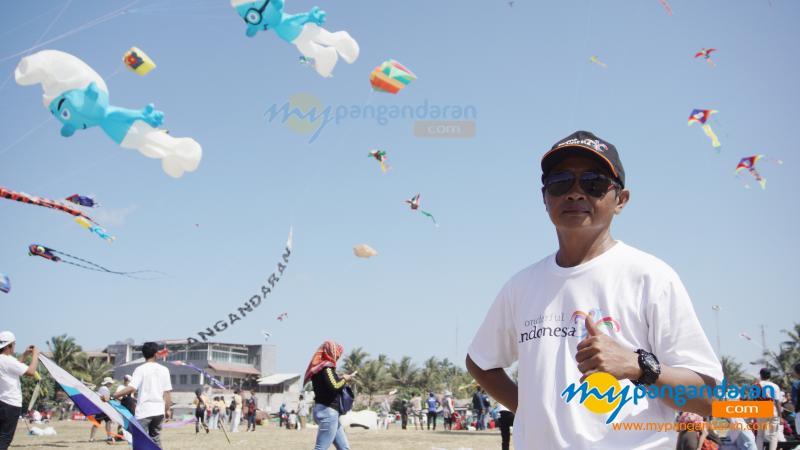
[642, 353, 659, 372]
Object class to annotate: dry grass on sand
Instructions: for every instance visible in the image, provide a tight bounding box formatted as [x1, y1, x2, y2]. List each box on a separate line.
[12, 420, 513, 450]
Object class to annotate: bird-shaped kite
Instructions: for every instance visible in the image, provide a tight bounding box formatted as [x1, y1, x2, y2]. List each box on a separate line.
[368, 149, 390, 173]
[735, 155, 782, 189]
[688, 109, 721, 150]
[589, 56, 607, 68]
[15, 50, 201, 178]
[694, 48, 717, 66]
[659, 0, 673, 15]
[405, 194, 438, 226]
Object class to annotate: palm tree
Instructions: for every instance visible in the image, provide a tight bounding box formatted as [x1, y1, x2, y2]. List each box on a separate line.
[358, 359, 389, 407]
[73, 353, 114, 387]
[388, 356, 419, 396]
[752, 322, 799, 392]
[418, 357, 442, 392]
[342, 347, 370, 390]
[720, 356, 750, 386]
[46, 334, 83, 372]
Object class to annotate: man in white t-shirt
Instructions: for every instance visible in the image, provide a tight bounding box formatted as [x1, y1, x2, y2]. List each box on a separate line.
[756, 368, 783, 450]
[0, 331, 39, 450]
[466, 131, 723, 450]
[111, 342, 172, 446]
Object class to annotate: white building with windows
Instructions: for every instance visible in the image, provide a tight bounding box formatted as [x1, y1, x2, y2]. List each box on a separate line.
[107, 339, 302, 413]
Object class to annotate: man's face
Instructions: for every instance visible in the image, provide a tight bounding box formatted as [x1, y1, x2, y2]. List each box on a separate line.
[543, 155, 629, 232]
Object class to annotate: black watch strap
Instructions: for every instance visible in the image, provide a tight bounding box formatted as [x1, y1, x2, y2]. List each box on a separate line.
[632, 349, 661, 386]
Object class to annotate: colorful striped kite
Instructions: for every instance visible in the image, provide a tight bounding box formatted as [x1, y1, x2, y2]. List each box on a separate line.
[735, 155, 782, 189]
[39, 354, 161, 450]
[688, 109, 721, 150]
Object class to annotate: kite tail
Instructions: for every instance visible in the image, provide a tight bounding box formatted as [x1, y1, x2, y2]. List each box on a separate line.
[51, 249, 164, 279]
[702, 124, 721, 148]
[420, 210, 438, 227]
[380, 161, 390, 173]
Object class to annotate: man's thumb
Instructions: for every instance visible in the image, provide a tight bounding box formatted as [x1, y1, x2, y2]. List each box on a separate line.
[585, 316, 600, 337]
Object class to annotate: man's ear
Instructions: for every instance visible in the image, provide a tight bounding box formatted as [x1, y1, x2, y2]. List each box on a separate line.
[615, 189, 630, 214]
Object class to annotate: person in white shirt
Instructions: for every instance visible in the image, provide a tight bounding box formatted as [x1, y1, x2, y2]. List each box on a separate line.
[756, 368, 783, 450]
[297, 394, 309, 429]
[231, 389, 243, 432]
[89, 377, 114, 443]
[112, 342, 172, 446]
[466, 131, 722, 450]
[0, 331, 39, 450]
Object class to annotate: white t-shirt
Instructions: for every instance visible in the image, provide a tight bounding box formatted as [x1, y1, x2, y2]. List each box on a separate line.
[97, 386, 110, 400]
[759, 380, 782, 416]
[468, 242, 723, 450]
[130, 362, 172, 420]
[0, 354, 28, 407]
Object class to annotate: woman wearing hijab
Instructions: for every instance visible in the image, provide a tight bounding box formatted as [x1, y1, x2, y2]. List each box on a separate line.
[304, 341, 357, 450]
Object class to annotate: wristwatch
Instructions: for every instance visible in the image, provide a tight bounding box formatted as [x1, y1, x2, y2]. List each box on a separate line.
[632, 349, 661, 386]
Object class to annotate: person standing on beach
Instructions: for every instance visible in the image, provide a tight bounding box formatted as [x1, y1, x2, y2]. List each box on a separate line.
[111, 341, 172, 447]
[305, 340, 356, 450]
[466, 131, 722, 449]
[231, 389, 243, 432]
[0, 331, 39, 450]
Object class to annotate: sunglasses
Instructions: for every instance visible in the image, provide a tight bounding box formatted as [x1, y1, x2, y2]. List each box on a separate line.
[542, 171, 619, 198]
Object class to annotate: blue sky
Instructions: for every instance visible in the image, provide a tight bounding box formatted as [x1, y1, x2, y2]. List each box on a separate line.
[0, 0, 797, 377]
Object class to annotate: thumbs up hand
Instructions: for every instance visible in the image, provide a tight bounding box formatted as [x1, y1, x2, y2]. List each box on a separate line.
[575, 316, 642, 383]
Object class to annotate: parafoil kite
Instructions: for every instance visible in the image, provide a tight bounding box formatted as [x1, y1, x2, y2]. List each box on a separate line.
[65, 194, 99, 208]
[694, 48, 716, 66]
[74, 217, 115, 243]
[353, 244, 378, 258]
[0, 274, 9, 294]
[405, 194, 438, 226]
[688, 109, 721, 149]
[122, 47, 156, 76]
[15, 50, 201, 178]
[735, 155, 782, 189]
[589, 56, 607, 68]
[28, 244, 161, 278]
[368, 149, 390, 173]
[370, 59, 417, 94]
[231, 0, 359, 78]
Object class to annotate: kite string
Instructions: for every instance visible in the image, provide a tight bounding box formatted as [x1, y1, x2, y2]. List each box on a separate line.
[0, 0, 140, 64]
[568, 0, 594, 129]
[0, 0, 73, 93]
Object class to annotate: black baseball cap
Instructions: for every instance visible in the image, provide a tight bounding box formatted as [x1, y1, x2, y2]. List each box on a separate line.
[541, 130, 625, 188]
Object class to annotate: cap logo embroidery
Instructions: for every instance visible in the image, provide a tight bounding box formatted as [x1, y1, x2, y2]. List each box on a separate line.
[557, 138, 607, 152]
